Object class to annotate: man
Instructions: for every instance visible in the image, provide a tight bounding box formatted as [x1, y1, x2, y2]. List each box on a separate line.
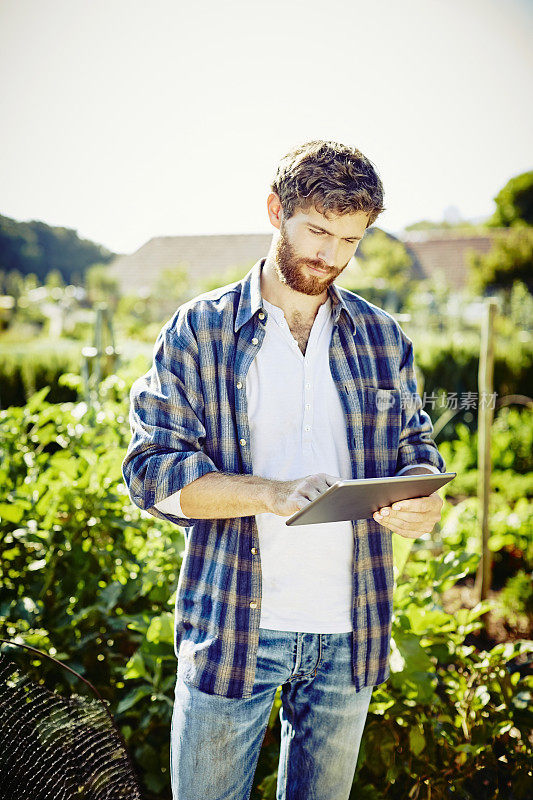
[122, 140, 446, 800]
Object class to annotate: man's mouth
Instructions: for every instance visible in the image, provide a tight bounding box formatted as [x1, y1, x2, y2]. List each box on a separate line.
[305, 263, 330, 275]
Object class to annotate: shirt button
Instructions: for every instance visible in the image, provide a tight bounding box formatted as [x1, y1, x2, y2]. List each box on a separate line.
[250, 547, 257, 555]
[305, 383, 311, 390]
[240, 438, 247, 446]
[249, 601, 257, 609]
[258, 311, 265, 320]
[251, 337, 259, 345]
[305, 426, 311, 432]
[236, 382, 243, 389]
[305, 403, 311, 410]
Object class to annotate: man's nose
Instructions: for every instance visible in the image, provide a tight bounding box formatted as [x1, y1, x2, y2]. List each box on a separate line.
[317, 239, 340, 267]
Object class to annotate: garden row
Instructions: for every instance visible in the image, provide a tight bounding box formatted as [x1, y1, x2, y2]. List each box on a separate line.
[1, 330, 532, 416]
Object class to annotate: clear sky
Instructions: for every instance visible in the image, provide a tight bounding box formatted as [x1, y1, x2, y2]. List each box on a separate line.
[0, 0, 531, 255]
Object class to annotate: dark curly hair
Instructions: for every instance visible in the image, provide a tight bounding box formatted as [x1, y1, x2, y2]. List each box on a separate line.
[270, 140, 385, 228]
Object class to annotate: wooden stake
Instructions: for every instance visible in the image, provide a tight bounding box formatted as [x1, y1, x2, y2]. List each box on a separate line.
[476, 298, 497, 601]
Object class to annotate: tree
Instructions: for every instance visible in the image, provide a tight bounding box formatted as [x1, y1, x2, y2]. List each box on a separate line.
[467, 227, 533, 293]
[45, 269, 65, 289]
[0, 213, 115, 284]
[404, 219, 485, 233]
[338, 229, 415, 310]
[198, 264, 250, 294]
[143, 265, 191, 322]
[4, 269, 25, 310]
[487, 171, 533, 228]
[85, 264, 121, 310]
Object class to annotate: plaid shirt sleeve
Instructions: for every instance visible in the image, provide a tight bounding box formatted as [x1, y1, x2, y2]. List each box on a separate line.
[396, 331, 446, 474]
[122, 309, 219, 527]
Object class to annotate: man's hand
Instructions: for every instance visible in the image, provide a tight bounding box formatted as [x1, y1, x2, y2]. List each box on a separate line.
[372, 493, 443, 539]
[269, 473, 339, 517]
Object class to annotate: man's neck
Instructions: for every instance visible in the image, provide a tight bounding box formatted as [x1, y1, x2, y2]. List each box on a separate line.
[260, 254, 328, 323]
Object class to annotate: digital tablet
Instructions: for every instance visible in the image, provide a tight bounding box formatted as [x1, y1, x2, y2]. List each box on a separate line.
[285, 472, 456, 526]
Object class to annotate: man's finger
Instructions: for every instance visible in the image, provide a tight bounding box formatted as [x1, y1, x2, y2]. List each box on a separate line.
[312, 473, 339, 490]
[309, 474, 339, 492]
[385, 508, 435, 523]
[390, 494, 441, 513]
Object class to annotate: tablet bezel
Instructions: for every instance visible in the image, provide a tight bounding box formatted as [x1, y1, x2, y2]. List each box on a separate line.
[285, 472, 456, 526]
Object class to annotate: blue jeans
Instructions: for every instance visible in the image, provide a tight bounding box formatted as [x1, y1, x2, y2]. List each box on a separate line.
[170, 628, 373, 800]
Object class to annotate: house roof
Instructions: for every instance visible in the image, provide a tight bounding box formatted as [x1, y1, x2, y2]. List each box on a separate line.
[108, 233, 272, 295]
[401, 229, 506, 288]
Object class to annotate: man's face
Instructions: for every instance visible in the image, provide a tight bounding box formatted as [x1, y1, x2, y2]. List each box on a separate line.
[274, 205, 369, 296]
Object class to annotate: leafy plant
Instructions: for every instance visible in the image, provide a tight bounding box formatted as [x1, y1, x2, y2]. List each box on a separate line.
[254, 550, 533, 799]
[0, 382, 182, 797]
[1, 381, 532, 800]
[497, 571, 533, 629]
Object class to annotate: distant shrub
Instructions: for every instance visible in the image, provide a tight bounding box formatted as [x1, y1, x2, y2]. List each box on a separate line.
[414, 334, 533, 407]
[0, 348, 79, 407]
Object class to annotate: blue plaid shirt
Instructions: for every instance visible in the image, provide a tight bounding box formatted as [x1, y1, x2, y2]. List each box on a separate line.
[122, 258, 445, 698]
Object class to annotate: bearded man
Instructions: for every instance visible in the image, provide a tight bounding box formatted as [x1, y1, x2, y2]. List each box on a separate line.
[123, 139, 445, 800]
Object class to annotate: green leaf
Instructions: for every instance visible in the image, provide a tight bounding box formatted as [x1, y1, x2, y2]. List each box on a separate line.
[116, 686, 152, 714]
[146, 612, 174, 644]
[257, 772, 278, 799]
[125, 651, 149, 681]
[393, 632, 434, 673]
[25, 386, 51, 414]
[49, 453, 79, 480]
[27, 558, 47, 571]
[99, 581, 122, 612]
[0, 502, 24, 523]
[392, 534, 414, 580]
[405, 606, 453, 636]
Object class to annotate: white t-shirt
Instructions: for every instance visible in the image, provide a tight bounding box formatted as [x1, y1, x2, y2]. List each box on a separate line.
[246, 297, 354, 632]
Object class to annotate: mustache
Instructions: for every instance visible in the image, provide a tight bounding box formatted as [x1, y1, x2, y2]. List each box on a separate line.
[304, 261, 340, 274]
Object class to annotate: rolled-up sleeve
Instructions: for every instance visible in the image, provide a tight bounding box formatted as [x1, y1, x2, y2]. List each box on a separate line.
[122, 310, 219, 526]
[396, 335, 446, 474]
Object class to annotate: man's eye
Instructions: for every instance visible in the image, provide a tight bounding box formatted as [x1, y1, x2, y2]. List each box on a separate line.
[310, 229, 324, 236]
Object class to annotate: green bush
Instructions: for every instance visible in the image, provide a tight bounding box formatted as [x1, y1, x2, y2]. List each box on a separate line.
[497, 571, 533, 629]
[440, 496, 532, 583]
[352, 551, 533, 799]
[439, 408, 533, 476]
[412, 334, 533, 419]
[256, 551, 533, 799]
[1, 384, 532, 799]
[0, 384, 181, 797]
[438, 408, 533, 503]
[0, 347, 80, 407]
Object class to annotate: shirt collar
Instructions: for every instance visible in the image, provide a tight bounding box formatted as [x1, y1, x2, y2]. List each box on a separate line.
[327, 280, 357, 332]
[234, 259, 265, 332]
[234, 257, 357, 333]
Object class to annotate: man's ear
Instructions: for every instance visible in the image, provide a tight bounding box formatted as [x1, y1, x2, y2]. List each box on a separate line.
[267, 192, 283, 230]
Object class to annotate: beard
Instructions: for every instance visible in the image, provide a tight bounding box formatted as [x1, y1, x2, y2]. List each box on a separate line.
[274, 222, 349, 296]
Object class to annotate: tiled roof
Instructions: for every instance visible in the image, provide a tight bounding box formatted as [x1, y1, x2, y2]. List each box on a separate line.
[108, 228, 510, 294]
[108, 233, 272, 295]
[402, 229, 508, 288]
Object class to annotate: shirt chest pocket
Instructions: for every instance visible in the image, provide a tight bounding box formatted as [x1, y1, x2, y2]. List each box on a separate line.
[360, 387, 402, 477]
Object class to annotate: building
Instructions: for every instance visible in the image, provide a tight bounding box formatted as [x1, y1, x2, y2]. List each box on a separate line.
[108, 228, 508, 296]
[108, 233, 272, 297]
[402, 229, 501, 289]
